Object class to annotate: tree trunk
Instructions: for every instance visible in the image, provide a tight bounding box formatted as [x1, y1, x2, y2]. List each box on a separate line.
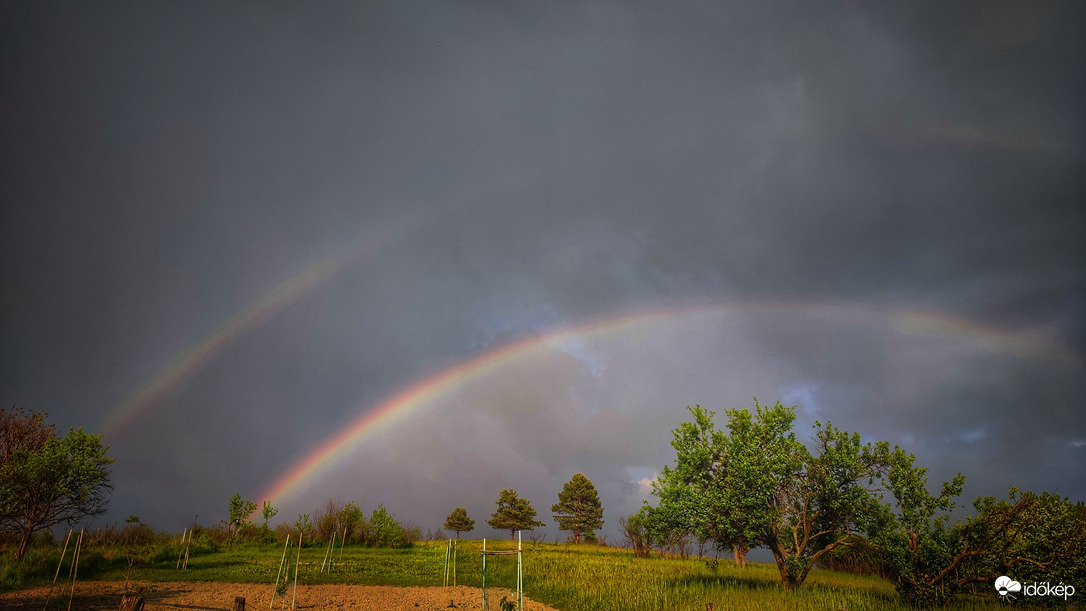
[15, 526, 33, 561]
[775, 559, 798, 588]
[732, 543, 749, 568]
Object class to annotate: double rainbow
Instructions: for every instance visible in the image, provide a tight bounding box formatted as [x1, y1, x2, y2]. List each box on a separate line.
[254, 302, 1081, 505]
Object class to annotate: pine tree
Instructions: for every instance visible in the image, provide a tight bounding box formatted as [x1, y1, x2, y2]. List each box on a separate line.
[443, 507, 475, 540]
[487, 489, 544, 540]
[551, 473, 604, 544]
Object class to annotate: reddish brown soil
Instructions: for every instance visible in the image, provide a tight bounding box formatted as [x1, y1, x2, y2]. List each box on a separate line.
[0, 581, 561, 610]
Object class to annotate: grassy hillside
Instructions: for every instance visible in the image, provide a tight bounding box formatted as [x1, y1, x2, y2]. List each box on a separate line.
[0, 538, 1036, 609]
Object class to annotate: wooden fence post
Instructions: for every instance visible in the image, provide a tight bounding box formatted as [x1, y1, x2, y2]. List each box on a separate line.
[119, 595, 144, 611]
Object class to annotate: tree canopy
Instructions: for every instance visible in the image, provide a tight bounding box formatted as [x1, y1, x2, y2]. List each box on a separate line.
[444, 507, 475, 540]
[225, 493, 257, 548]
[649, 399, 1086, 602]
[487, 488, 544, 540]
[0, 407, 113, 560]
[871, 447, 1086, 606]
[652, 401, 884, 586]
[552, 473, 604, 544]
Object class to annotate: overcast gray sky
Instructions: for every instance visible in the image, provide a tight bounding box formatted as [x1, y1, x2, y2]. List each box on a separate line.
[2, 1, 1083, 543]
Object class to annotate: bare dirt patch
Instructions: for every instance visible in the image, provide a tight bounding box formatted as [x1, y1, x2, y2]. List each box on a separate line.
[0, 581, 561, 611]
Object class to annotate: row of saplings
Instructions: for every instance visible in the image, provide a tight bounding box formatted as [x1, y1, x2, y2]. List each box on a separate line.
[222, 471, 605, 550]
[621, 401, 1086, 608]
[221, 495, 428, 550]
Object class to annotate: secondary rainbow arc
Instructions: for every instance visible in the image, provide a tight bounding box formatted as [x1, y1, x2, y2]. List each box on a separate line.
[98, 232, 390, 438]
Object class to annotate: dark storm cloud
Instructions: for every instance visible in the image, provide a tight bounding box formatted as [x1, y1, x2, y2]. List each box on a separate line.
[2, 0, 1083, 537]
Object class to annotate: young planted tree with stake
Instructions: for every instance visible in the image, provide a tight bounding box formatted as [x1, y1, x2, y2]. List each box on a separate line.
[226, 493, 257, 548]
[552, 473, 604, 544]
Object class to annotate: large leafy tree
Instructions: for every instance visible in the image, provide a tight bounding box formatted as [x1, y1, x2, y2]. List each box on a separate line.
[652, 405, 756, 566]
[487, 488, 544, 540]
[762, 416, 886, 587]
[653, 401, 885, 586]
[872, 447, 1086, 606]
[552, 473, 604, 544]
[443, 507, 475, 540]
[1, 407, 113, 560]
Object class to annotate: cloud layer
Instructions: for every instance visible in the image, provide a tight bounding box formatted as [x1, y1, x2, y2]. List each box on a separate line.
[2, 1, 1083, 538]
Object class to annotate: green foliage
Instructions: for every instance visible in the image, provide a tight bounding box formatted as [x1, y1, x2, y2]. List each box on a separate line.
[976, 490, 1086, 604]
[315, 499, 341, 542]
[551, 473, 604, 544]
[814, 535, 889, 578]
[619, 508, 653, 558]
[368, 504, 406, 548]
[120, 519, 156, 591]
[228, 493, 257, 528]
[225, 493, 257, 549]
[487, 489, 545, 540]
[261, 501, 277, 528]
[294, 513, 313, 543]
[0, 407, 114, 560]
[873, 448, 1086, 607]
[337, 502, 365, 542]
[443, 507, 475, 539]
[652, 401, 886, 586]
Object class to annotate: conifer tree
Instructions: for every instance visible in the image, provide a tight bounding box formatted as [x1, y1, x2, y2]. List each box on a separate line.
[552, 473, 604, 544]
[443, 507, 475, 539]
[487, 488, 544, 540]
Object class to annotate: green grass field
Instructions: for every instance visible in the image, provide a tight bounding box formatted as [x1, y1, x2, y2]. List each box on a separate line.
[0, 538, 1044, 610]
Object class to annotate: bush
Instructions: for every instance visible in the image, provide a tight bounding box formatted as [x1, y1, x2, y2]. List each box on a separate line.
[368, 505, 406, 548]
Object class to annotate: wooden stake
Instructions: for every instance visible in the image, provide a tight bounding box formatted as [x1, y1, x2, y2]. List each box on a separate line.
[330, 531, 336, 570]
[518, 531, 523, 611]
[176, 528, 187, 570]
[182, 527, 193, 570]
[270, 535, 290, 608]
[43, 529, 73, 611]
[291, 535, 300, 609]
[67, 529, 83, 611]
[321, 532, 335, 572]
